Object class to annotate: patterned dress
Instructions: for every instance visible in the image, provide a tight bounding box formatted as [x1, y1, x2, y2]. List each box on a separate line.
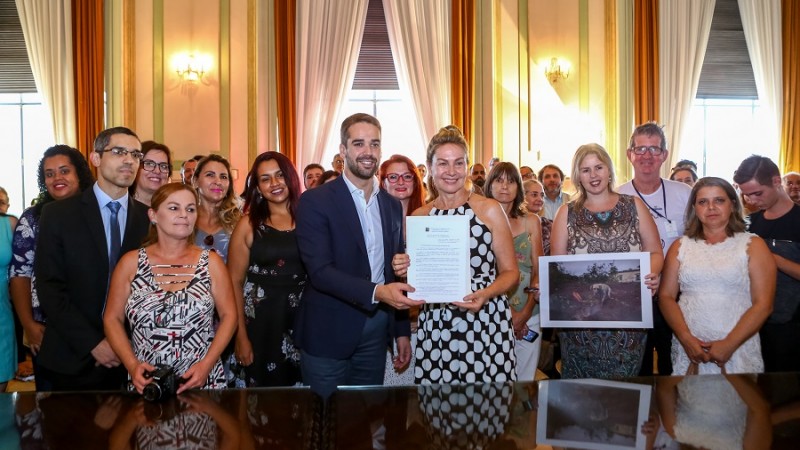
[558, 194, 648, 379]
[415, 203, 516, 384]
[509, 217, 541, 381]
[126, 248, 226, 389]
[241, 224, 306, 387]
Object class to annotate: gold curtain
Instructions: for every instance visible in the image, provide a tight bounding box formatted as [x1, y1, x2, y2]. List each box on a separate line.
[451, 0, 475, 148]
[72, 0, 105, 159]
[781, 0, 800, 173]
[633, 0, 659, 125]
[274, 0, 297, 164]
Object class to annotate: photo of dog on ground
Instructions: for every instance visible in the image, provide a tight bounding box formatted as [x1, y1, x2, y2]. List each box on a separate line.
[540, 254, 649, 327]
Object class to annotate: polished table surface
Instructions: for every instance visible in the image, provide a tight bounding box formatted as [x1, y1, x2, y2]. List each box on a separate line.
[2, 372, 800, 449]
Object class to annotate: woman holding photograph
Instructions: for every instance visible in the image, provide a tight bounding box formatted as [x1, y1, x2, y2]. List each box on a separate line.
[658, 177, 774, 374]
[550, 143, 663, 379]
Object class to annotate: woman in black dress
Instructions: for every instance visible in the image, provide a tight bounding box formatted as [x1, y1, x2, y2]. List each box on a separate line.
[228, 152, 306, 386]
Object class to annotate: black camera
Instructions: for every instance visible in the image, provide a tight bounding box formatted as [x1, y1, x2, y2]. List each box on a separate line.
[142, 365, 184, 402]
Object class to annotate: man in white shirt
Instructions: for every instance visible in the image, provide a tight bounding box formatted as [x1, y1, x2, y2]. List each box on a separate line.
[617, 122, 691, 376]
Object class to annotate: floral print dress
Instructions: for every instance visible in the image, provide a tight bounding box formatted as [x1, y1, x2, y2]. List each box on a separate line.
[241, 224, 306, 386]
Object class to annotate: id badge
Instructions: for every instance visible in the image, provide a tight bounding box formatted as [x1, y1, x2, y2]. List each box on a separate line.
[665, 221, 679, 238]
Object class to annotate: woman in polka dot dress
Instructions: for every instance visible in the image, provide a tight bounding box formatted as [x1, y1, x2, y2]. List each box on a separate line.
[394, 126, 519, 384]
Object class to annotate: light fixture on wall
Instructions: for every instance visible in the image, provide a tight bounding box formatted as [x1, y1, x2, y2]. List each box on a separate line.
[544, 57, 570, 84]
[173, 53, 211, 83]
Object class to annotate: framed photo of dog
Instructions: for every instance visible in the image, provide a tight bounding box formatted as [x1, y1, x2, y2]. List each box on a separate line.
[539, 252, 652, 328]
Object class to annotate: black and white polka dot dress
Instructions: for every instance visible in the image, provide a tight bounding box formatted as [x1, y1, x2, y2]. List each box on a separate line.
[414, 203, 516, 384]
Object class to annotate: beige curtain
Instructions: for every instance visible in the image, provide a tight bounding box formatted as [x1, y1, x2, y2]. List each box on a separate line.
[15, 0, 76, 148]
[295, 0, 368, 171]
[738, 0, 782, 158]
[658, 0, 715, 173]
[383, 0, 451, 146]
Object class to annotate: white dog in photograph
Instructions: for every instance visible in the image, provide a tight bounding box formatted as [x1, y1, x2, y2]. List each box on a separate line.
[590, 283, 612, 305]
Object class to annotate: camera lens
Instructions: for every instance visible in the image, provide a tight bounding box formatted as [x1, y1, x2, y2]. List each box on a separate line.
[142, 382, 163, 402]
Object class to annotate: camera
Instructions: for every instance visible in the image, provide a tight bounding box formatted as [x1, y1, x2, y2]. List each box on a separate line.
[142, 365, 184, 402]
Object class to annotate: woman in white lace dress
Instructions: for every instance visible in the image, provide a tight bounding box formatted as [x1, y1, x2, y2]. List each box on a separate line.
[659, 177, 775, 374]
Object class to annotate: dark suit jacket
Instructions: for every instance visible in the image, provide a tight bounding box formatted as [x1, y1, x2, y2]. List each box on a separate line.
[34, 187, 150, 375]
[294, 176, 410, 359]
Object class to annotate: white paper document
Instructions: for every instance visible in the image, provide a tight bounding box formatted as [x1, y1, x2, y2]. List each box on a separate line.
[406, 215, 471, 303]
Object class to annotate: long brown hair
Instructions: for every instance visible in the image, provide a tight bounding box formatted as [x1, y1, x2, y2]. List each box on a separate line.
[241, 151, 301, 232]
[192, 154, 242, 233]
[684, 177, 746, 240]
[141, 183, 199, 247]
[378, 154, 425, 215]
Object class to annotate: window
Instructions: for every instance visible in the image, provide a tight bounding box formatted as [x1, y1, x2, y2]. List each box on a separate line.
[0, 93, 55, 217]
[681, 98, 775, 179]
[677, 0, 778, 179]
[323, 91, 426, 171]
[322, 0, 426, 171]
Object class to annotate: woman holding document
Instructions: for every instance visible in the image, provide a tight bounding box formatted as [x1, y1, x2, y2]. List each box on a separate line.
[393, 125, 519, 384]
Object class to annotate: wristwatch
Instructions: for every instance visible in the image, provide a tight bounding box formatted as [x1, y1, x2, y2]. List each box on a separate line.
[523, 286, 539, 294]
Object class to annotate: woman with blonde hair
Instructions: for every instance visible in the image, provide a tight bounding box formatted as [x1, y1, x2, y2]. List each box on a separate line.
[192, 154, 242, 262]
[394, 125, 519, 384]
[550, 143, 663, 379]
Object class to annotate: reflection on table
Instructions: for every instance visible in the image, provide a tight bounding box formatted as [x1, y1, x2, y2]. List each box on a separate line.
[2, 373, 800, 449]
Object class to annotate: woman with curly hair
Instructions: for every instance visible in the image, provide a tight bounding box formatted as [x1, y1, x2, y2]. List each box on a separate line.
[9, 145, 94, 390]
[227, 151, 307, 386]
[192, 154, 242, 263]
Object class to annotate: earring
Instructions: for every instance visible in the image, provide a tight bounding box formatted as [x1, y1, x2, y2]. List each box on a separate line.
[150, 220, 157, 225]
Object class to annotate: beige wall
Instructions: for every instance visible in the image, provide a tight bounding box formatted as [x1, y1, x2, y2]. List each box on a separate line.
[119, 0, 617, 191]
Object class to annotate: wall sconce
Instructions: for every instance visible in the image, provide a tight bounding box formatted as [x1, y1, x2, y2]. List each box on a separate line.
[544, 57, 570, 84]
[173, 53, 212, 83]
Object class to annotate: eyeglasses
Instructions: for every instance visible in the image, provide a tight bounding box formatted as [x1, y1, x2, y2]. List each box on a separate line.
[97, 147, 145, 160]
[630, 145, 664, 156]
[386, 173, 414, 184]
[142, 159, 171, 173]
[521, 173, 535, 181]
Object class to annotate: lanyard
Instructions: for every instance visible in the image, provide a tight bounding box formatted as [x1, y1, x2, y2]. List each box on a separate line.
[631, 179, 671, 223]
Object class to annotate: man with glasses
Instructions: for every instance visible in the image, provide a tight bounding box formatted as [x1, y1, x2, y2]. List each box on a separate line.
[35, 127, 151, 391]
[618, 121, 691, 376]
[734, 155, 800, 372]
[520, 166, 536, 181]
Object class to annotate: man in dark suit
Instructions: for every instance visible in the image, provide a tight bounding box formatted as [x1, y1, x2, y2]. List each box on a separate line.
[295, 113, 423, 398]
[35, 127, 150, 391]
